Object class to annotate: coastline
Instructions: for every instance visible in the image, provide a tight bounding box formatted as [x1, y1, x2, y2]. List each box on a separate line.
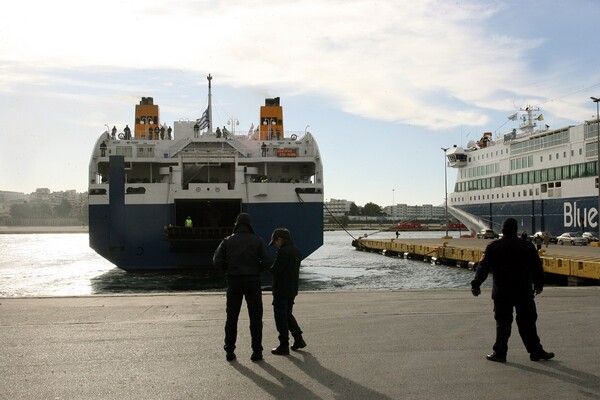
[0, 226, 89, 234]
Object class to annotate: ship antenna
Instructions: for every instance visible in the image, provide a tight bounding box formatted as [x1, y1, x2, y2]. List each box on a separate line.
[207, 74, 213, 134]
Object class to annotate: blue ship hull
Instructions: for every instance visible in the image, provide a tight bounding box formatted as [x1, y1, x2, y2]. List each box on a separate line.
[89, 201, 323, 271]
[454, 195, 599, 235]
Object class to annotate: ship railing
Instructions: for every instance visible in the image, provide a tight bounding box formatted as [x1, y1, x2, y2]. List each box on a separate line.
[179, 148, 238, 159]
[164, 225, 233, 240]
[230, 130, 307, 141]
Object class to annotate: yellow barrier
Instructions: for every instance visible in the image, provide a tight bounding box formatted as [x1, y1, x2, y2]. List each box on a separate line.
[355, 239, 599, 280]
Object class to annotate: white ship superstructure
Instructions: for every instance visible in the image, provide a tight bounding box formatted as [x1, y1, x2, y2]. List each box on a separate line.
[446, 106, 600, 236]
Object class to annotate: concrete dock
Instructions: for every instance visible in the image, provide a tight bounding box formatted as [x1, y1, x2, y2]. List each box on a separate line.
[1, 288, 599, 399]
[354, 237, 600, 281]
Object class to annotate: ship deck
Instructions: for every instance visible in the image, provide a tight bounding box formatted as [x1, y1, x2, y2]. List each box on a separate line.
[354, 237, 600, 281]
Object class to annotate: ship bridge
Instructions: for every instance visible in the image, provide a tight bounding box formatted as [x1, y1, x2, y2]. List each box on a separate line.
[446, 145, 467, 168]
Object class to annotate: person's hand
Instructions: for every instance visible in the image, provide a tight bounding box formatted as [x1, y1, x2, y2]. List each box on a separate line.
[471, 287, 481, 297]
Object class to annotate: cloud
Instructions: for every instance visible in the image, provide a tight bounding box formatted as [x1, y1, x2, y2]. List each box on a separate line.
[0, 0, 550, 130]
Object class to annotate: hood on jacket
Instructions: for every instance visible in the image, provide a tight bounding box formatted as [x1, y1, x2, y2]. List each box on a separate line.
[233, 213, 255, 234]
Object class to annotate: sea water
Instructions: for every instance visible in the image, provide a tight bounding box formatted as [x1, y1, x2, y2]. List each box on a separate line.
[0, 230, 476, 297]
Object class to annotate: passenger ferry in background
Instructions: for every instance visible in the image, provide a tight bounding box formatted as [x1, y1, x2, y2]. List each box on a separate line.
[88, 75, 324, 271]
[445, 106, 600, 237]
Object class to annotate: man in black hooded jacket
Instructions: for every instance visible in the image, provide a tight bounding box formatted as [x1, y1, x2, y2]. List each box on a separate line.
[471, 217, 554, 363]
[213, 213, 271, 362]
[268, 228, 306, 355]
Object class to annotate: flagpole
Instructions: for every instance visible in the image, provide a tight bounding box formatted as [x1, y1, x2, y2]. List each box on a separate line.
[207, 74, 213, 134]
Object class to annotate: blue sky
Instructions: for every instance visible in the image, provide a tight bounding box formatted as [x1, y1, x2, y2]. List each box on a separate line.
[1, 0, 600, 208]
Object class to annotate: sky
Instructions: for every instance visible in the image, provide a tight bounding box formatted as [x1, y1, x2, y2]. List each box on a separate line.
[1, 0, 600, 208]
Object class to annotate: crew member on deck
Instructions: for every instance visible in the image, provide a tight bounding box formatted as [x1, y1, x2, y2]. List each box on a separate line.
[124, 125, 131, 140]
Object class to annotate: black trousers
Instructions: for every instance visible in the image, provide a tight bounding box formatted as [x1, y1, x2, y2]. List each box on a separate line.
[273, 294, 302, 346]
[492, 297, 544, 356]
[224, 275, 263, 352]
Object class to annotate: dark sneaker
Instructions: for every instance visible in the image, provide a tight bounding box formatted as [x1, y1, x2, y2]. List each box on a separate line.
[271, 345, 290, 355]
[226, 352, 236, 361]
[530, 351, 555, 361]
[291, 338, 307, 351]
[486, 352, 506, 363]
[250, 351, 263, 362]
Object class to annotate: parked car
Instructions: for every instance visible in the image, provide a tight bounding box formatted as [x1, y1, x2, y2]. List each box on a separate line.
[556, 232, 588, 246]
[582, 232, 599, 243]
[533, 231, 557, 244]
[476, 229, 499, 239]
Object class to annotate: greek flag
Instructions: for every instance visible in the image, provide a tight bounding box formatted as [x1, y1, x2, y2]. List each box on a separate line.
[196, 107, 209, 130]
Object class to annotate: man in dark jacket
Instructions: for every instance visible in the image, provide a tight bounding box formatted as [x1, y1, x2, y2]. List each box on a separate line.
[471, 218, 554, 363]
[268, 228, 306, 355]
[213, 213, 271, 362]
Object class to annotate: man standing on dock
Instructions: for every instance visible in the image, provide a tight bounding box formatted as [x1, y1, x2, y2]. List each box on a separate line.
[213, 213, 271, 362]
[268, 228, 306, 355]
[471, 217, 555, 363]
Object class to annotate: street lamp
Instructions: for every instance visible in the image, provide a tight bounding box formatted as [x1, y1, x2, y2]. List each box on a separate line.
[392, 189, 395, 220]
[592, 97, 600, 238]
[263, 118, 276, 140]
[227, 118, 240, 136]
[441, 147, 450, 238]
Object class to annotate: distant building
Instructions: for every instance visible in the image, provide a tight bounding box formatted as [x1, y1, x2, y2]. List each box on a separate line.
[324, 198, 353, 217]
[384, 203, 445, 221]
[0, 191, 29, 222]
[0, 188, 88, 224]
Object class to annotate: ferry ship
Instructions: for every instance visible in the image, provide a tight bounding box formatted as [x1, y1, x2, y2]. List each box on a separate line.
[88, 75, 324, 271]
[445, 106, 600, 236]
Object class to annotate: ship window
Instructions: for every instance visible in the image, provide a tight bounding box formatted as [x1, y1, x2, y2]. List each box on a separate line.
[571, 150, 574, 156]
[563, 152, 566, 158]
[540, 156, 543, 162]
[548, 168, 555, 180]
[579, 163, 588, 177]
[549, 154, 552, 161]
[529, 171, 534, 183]
[523, 190, 527, 196]
[571, 164, 578, 178]
[556, 182, 561, 188]
[116, 146, 133, 157]
[548, 182, 554, 188]
[542, 169, 548, 181]
[541, 184, 547, 193]
[555, 167, 562, 180]
[588, 161, 597, 176]
[529, 189, 533, 196]
[556, 153, 559, 159]
[563, 166, 570, 179]
[536, 188, 539, 195]
[580, 148, 583, 155]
